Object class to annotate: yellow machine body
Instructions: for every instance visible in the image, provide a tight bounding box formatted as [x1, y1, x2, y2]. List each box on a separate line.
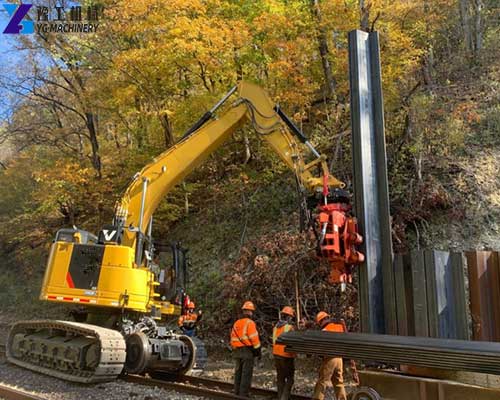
[40, 241, 178, 316]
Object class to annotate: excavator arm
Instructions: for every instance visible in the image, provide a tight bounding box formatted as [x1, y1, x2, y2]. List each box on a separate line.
[113, 81, 362, 283]
[115, 82, 340, 245]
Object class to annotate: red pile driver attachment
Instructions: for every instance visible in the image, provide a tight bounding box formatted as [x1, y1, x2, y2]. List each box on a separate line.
[317, 202, 364, 284]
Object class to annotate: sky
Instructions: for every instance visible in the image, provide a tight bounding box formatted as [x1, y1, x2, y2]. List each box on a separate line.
[0, 2, 83, 120]
[0, 7, 24, 121]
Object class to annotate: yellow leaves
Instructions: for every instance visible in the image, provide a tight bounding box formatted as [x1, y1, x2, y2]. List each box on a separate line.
[240, 173, 249, 184]
[95, 0, 456, 154]
[158, 108, 174, 117]
[169, 27, 182, 36]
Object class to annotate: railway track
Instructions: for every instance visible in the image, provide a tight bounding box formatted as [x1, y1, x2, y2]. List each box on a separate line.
[0, 343, 43, 400]
[123, 373, 312, 399]
[1, 342, 311, 399]
[0, 384, 46, 400]
[123, 374, 248, 399]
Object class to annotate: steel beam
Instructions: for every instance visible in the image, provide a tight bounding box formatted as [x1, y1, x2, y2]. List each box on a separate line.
[348, 30, 396, 334]
[278, 331, 500, 375]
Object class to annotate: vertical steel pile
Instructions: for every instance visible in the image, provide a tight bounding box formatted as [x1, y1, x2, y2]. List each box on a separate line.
[349, 30, 396, 334]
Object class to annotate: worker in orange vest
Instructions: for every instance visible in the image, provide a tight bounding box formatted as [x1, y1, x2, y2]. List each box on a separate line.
[312, 311, 347, 400]
[178, 301, 201, 337]
[230, 300, 261, 397]
[272, 306, 297, 400]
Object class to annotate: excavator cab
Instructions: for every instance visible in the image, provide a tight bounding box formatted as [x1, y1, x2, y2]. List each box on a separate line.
[54, 227, 98, 245]
[156, 242, 189, 306]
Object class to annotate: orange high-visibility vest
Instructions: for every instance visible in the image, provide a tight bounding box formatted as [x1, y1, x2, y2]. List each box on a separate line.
[323, 322, 345, 333]
[272, 323, 296, 358]
[178, 313, 198, 327]
[230, 318, 261, 349]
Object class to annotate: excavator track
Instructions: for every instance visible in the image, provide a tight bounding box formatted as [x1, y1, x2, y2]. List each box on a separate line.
[7, 320, 126, 383]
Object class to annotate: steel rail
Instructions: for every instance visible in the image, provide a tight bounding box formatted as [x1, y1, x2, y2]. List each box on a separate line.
[122, 374, 249, 399]
[0, 344, 46, 400]
[123, 374, 312, 399]
[166, 374, 311, 399]
[0, 384, 46, 400]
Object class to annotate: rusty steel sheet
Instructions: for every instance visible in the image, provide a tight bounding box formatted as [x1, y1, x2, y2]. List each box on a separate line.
[467, 251, 500, 341]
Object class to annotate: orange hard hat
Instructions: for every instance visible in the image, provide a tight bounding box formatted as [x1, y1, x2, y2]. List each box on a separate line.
[281, 306, 295, 317]
[316, 311, 330, 324]
[242, 301, 256, 311]
[188, 301, 195, 309]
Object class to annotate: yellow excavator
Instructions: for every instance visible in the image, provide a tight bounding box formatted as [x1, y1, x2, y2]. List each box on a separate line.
[7, 82, 363, 382]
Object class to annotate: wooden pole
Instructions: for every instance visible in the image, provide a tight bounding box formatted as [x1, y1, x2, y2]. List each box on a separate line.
[295, 271, 301, 325]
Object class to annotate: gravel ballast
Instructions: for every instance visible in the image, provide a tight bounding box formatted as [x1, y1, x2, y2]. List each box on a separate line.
[0, 357, 205, 400]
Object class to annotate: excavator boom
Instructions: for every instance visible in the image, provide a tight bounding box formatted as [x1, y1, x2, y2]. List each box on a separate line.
[115, 82, 342, 250]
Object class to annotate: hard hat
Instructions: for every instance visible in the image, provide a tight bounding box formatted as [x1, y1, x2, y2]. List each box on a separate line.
[242, 301, 256, 311]
[316, 311, 329, 324]
[281, 306, 295, 317]
[187, 301, 195, 309]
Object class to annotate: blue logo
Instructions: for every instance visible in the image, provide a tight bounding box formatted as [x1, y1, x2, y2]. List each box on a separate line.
[3, 3, 34, 34]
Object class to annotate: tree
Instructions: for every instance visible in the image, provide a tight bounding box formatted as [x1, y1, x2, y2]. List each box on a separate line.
[0, 34, 104, 177]
[310, 0, 336, 100]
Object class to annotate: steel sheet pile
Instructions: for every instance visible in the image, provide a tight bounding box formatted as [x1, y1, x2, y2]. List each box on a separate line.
[277, 331, 500, 375]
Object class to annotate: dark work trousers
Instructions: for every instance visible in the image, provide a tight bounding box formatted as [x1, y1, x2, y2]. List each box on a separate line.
[233, 346, 255, 397]
[274, 355, 295, 400]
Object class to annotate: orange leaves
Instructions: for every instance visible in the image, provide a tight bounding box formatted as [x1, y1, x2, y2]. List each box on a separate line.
[253, 254, 269, 269]
[454, 101, 481, 124]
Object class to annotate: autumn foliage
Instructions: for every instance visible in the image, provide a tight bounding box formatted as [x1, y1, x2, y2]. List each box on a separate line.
[0, 0, 498, 325]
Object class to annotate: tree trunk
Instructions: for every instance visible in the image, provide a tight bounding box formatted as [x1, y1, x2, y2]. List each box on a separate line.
[459, 0, 473, 53]
[310, 0, 336, 99]
[234, 48, 243, 81]
[85, 112, 102, 178]
[422, 47, 434, 88]
[182, 182, 189, 215]
[472, 0, 483, 53]
[135, 97, 144, 149]
[159, 113, 174, 148]
[243, 132, 251, 164]
[359, 0, 370, 31]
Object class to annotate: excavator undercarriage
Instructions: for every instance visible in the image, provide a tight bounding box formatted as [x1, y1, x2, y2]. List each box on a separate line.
[7, 318, 206, 383]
